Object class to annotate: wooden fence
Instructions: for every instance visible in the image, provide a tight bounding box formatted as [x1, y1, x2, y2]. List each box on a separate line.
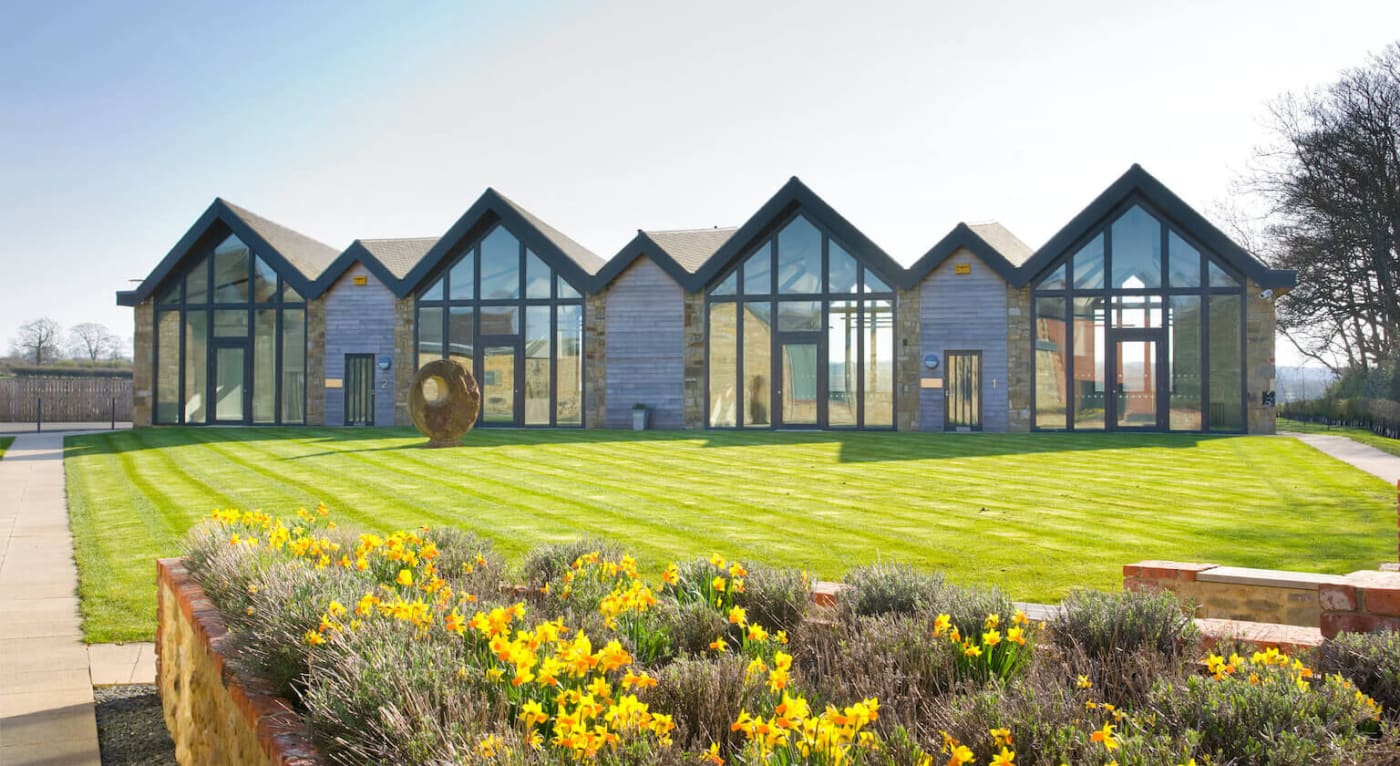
[0, 376, 132, 423]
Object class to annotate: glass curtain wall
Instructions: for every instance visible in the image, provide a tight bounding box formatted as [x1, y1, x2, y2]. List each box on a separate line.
[415, 224, 585, 427]
[1030, 203, 1246, 432]
[706, 214, 897, 429]
[152, 232, 307, 425]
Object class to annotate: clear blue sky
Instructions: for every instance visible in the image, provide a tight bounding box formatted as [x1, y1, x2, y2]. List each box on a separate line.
[2, 0, 1397, 364]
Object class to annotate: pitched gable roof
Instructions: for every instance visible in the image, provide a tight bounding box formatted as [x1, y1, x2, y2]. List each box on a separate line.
[907, 221, 1034, 285]
[219, 200, 340, 280]
[401, 189, 605, 296]
[117, 198, 339, 307]
[1018, 164, 1296, 289]
[592, 227, 737, 289]
[310, 237, 438, 299]
[687, 177, 905, 292]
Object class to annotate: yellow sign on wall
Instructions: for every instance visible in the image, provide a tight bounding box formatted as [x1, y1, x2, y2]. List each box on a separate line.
[353, 275, 369, 286]
[954, 263, 972, 275]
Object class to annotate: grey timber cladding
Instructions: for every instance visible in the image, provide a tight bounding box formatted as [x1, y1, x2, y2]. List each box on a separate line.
[323, 264, 398, 426]
[918, 253, 1010, 432]
[604, 259, 685, 428]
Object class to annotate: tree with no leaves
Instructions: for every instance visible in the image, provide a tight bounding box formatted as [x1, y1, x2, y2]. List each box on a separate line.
[69, 322, 117, 361]
[13, 318, 63, 365]
[1249, 42, 1400, 374]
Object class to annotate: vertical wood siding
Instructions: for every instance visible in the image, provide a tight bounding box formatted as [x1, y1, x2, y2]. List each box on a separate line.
[918, 253, 1010, 431]
[604, 259, 685, 429]
[323, 266, 398, 427]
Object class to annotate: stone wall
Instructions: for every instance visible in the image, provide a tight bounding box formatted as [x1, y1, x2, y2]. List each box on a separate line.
[1005, 285, 1032, 432]
[1245, 279, 1278, 435]
[322, 265, 399, 427]
[305, 298, 326, 427]
[132, 300, 153, 427]
[682, 292, 706, 429]
[894, 286, 921, 432]
[583, 293, 607, 428]
[1124, 560, 1400, 638]
[156, 559, 320, 765]
[392, 297, 415, 426]
[1124, 561, 1331, 627]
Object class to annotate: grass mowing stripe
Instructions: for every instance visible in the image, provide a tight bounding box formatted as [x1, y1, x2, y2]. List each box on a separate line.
[65, 428, 1397, 642]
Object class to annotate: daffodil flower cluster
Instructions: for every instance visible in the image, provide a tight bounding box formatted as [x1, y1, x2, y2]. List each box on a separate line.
[729, 693, 881, 765]
[934, 609, 1036, 684]
[1202, 648, 1381, 717]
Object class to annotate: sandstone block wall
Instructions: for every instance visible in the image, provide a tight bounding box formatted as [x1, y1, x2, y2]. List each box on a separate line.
[156, 559, 320, 765]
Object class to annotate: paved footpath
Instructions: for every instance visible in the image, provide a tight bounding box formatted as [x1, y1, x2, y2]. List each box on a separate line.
[1284, 431, 1400, 486]
[0, 432, 101, 765]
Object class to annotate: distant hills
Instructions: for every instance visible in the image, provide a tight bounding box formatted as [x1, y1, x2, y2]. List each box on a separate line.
[1276, 366, 1336, 403]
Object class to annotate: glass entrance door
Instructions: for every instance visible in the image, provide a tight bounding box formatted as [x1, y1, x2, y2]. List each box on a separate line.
[344, 353, 375, 426]
[777, 334, 821, 427]
[213, 344, 247, 423]
[1114, 337, 1159, 429]
[945, 351, 982, 431]
[481, 340, 521, 425]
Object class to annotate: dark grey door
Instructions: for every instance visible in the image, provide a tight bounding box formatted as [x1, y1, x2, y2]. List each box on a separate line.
[945, 351, 982, 431]
[344, 354, 375, 426]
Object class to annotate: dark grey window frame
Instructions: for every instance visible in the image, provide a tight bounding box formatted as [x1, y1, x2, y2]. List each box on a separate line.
[413, 222, 586, 428]
[1027, 196, 1247, 433]
[151, 229, 308, 426]
[703, 210, 898, 431]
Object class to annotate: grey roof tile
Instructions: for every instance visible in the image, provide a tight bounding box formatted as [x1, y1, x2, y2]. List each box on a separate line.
[357, 237, 438, 280]
[643, 228, 738, 273]
[219, 199, 340, 279]
[967, 222, 1033, 266]
[491, 191, 607, 275]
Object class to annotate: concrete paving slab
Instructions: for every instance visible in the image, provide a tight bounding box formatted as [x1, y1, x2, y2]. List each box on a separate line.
[0, 433, 101, 766]
[0, 703, 99, 747]
[88, 643, 156, 686]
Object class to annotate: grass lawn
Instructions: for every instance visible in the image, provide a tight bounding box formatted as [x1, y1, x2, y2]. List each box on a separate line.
[0, 436, 12, 459]
[1280, 417, 1400, 459]
[66, 428, 1396, 643]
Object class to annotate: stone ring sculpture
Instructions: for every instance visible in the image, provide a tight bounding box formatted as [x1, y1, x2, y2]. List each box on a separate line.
[408, 358, 481, 447]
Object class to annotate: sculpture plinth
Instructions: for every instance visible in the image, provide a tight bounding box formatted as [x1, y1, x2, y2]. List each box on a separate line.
[408, 359, 480, 447]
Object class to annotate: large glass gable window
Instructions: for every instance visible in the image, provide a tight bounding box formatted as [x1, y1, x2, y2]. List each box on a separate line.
[1031, 202, 1245, 433]
[707, 214, 896, 429]
[152, 232, 307, 425]
[415, 224, 584, 427]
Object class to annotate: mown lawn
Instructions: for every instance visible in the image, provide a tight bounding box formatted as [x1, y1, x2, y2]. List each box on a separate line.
[66, 428, 1395, 643]
[1280, 417, 1400, 459]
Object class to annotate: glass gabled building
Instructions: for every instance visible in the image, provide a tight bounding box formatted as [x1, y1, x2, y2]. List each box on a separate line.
[119, 165, 1295, 433]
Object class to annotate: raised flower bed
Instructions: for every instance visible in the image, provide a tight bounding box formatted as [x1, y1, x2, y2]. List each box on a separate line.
[157, 507, 1400, 765]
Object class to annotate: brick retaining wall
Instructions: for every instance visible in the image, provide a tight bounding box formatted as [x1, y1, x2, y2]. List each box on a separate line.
[1125, 560, 1400, 639]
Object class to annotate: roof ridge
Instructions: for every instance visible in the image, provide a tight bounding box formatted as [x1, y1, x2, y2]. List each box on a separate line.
[644, 226, 740, 234]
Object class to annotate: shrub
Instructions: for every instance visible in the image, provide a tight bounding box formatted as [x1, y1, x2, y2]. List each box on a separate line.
[519, 537, 623, 594]
[1317, 629, 1400, 717]
[1052, 587, 1198, 660]
[1148, 651, 1387, 766]
[838, 562, 943, 617]
[732, 562, 809, 636]
[652, 600, 728, 659]
[794, 611, 961, 722]
[643, 655, 754, 754]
